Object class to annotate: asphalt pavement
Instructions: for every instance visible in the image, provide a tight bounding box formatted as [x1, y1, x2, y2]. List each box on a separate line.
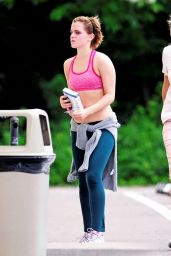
[47, 185, 171, 256]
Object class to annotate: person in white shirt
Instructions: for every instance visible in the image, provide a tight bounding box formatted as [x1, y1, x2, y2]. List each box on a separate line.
[161, 15, 171, 249]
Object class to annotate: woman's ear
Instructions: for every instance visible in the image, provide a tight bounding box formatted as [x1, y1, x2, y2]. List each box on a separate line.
[89, 33, 95, 41]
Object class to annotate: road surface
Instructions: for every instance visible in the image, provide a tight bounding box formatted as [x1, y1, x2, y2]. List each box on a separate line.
[47, 185, 171, 256]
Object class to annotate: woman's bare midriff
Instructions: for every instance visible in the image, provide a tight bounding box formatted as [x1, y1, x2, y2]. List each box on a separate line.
[78, 89, 113, 123]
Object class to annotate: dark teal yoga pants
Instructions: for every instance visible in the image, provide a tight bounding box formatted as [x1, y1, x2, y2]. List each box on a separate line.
[71, 129, 115, 232]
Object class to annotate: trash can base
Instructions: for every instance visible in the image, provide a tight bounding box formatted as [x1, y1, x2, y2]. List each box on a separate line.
[0, 172, 49, 256]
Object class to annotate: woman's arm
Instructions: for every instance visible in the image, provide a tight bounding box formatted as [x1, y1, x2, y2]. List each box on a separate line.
[63, 59, 70, 86]
[59, 59, 72, 110]
[87, 53, 116, 114]
[162, 75, 170, 102]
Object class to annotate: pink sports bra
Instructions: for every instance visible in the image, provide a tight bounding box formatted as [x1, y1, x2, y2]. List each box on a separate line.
[68, 50, 103, 91]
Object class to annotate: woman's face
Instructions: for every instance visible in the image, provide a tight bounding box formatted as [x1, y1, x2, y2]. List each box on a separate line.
[70, 21, 93, 49]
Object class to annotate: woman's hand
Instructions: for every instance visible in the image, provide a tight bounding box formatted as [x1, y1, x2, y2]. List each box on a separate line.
[60, 95, 72, 111]
[71, 109, 89, 123]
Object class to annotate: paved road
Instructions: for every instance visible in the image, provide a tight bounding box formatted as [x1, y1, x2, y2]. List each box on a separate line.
[47, 185, 171, 256]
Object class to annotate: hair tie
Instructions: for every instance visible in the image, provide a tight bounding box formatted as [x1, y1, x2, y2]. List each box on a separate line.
[89, 18, 95, 34]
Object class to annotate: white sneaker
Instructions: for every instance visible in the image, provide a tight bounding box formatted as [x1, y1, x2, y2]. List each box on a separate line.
[79, 232, 92, 243]
[91, 230, 105, 243]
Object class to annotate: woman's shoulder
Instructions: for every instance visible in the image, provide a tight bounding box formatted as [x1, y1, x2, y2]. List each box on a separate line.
[163, 44, 171, 54]
[95, 51, 114, 66]
[95, 51, 110, 59]
[63, 56, 75, 74]
[63, 56, 75, 67]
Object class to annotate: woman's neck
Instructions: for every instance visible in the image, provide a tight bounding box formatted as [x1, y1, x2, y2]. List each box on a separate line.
[76, 47, 92, 58]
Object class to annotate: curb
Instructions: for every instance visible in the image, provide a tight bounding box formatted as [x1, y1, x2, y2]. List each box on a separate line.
[47, 243, 168, 256]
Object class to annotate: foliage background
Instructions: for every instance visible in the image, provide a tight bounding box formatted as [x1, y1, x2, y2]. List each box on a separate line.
[0, 0, 171, 186]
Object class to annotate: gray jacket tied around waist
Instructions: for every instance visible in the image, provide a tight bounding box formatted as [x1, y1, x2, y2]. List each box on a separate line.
[67, 112, 120, 191]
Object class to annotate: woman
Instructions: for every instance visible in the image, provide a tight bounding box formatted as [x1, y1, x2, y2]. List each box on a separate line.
[60, 15, 120, 243]
[161, 15, 171, 249]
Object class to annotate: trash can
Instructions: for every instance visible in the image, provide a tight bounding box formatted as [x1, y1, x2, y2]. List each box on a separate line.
[0, 109, 56, 256]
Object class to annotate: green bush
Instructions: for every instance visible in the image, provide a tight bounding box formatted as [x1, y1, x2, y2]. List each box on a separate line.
[118, 84, 168, 185]
[50, 117, 72, 186]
